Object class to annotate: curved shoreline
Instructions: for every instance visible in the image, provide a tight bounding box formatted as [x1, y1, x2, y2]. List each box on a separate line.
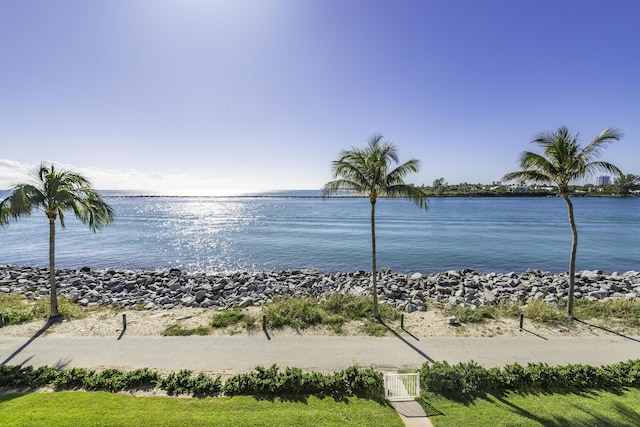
[2, 265, 639, 312]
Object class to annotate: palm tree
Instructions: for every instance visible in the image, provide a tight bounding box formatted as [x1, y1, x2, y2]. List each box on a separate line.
[322, 134, 429, 319]
[503, 126, 622, 317]
[0, 162, 114, 321]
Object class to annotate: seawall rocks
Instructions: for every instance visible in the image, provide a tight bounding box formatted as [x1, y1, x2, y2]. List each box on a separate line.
[1, 265, 639, 312]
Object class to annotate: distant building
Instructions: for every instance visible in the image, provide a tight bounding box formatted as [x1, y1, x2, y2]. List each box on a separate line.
[596, 176, 611, 186]
[508, 184, 531, 192]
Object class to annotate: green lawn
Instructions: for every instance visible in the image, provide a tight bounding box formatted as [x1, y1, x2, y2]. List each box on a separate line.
[423, 388, 640, 426]
[0, 392, 403, 427]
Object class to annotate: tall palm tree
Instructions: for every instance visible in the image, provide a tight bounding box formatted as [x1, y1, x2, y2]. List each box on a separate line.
[322, 134, 429, 319]
[0, 162, 114, 320]
[503, 126, 622, 317]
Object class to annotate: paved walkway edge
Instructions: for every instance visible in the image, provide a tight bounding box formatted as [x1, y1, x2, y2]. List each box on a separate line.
[1, 335, 638, 373]
[391, 400, 434, 427]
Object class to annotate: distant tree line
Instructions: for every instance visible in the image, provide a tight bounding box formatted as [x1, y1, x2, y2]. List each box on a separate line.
[419, 173, 640, 197]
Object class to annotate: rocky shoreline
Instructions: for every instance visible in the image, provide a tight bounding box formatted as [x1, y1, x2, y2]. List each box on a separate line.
[1, 265, 639, 313]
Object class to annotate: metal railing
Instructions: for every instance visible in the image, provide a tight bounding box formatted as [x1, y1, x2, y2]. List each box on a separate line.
[384, 372, 420, 401]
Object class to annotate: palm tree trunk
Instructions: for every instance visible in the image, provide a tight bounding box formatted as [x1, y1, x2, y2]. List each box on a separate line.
[562, 193, 578, 318]
[48, 216, 60, 320]
[370, 200, 380, 320]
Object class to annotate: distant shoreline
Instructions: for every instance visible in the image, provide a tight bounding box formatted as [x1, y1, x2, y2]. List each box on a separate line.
[99, 193, 631, 199]
[2, 189, 635, 199]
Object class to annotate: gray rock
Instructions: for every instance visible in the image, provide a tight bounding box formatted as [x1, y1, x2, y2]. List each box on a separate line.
[194, 290, 207, 303]
[1, 265, 636, 312]
[238, 297, 254, 307]
[405, 303, 418, 313]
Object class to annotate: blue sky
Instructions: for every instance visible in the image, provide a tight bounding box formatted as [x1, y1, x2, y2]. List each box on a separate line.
[1, 0, 639, 193]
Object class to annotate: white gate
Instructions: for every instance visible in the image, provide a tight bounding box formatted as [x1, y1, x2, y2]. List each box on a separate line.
[384, 372, 420, 401]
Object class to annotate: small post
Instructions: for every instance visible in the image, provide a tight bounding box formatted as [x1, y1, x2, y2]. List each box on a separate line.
[0, 312, 3, 328]
[122, 314, 127, 330]
[400, 314, 405, 329]
[519, 313, 524, 330]
[262, 314, 267, 330]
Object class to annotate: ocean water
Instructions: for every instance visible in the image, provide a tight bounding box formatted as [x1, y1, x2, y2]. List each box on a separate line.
[0, 191, 638, 274]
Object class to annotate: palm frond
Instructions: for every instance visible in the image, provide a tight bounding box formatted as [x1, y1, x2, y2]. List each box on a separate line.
[385, 184, 429, 210]
[578, 128, 622, 162]
[80, 189, 115, 231]
[367, 134, 399, 166]
[584, 161, 622, 178]
[58, 209, 66, 227]
[518, 152, 556, 174]
[328, 160, 370, 194]
[386, 159, 420, 184]
[321, 179, 364, 197]
[0, 200, 10, 226]
[502, 170, 553, 185]
[1, 184, 43, 219]
[0, 209, 7, 226]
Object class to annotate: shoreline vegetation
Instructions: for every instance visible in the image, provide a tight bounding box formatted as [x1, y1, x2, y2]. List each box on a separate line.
[94, 187, 636, 198]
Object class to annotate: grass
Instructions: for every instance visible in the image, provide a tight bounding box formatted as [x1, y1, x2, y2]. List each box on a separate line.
[521, 299, 568, 324]
[210, 308, 247, 328]
[422, 388, 640, 426]
[161, 308, 260, 336]
[264, 297, 324, 330]
[33, 296, 87, 320]
[193, 295, 640, 336]
[444, 299, 572, 325]
[7, 288, 639, 337]
[161, 324, 211, 336]
[517, 298, 640, 329]
[322, 293, 401, 320]
[0, 293, 36, 325]
[0, 392, 403, 427]
[0, 293, 86, 326]
[161, 295, 401, 336]
[446, 305, 497, 323]
[263, 294, 401, 335]
[574, 298, 640, 328]
[435, 297, 640, 340]
[443, 297, 640, 331]
[495, 300, 525, 318]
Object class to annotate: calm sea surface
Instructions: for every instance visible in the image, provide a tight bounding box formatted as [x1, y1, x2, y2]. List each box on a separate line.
[0, 191, 638, 274]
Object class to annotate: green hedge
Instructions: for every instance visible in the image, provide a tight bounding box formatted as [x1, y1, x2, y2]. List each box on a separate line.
[160, 369, 222, 397]
[223, 365, 382, 398]
[0, 364, 382, 399]
[420, 359, 640, 395]
[7, 360, 636, 399]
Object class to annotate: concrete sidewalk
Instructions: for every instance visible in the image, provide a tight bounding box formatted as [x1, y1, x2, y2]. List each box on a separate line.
[1, 333, 639, 373]
[391, 401, 434, 427]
